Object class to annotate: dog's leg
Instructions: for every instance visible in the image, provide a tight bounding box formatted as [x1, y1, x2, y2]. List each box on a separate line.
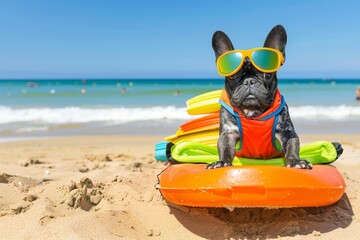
[207, 107, 240, 169]
[284, 137, 312, 169]
[276, 104, 312, 169]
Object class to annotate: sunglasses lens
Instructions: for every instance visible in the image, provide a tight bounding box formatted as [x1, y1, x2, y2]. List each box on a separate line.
[251, 49, 279, 71]
[218, 52, 243, 75]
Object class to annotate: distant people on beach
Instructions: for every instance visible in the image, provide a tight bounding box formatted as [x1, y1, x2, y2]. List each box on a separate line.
[174, 90, 181, 96]
[121, 87, 127, 94]
[27, 81, 38, 87]
[356, 86, 360, 101]
[81, 88, 86, 94]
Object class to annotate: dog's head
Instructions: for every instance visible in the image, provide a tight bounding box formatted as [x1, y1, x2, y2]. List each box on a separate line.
[212, 25, 287, 118]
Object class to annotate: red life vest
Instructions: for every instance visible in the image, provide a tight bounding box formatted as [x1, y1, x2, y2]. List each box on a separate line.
[219, 89, 285, 159]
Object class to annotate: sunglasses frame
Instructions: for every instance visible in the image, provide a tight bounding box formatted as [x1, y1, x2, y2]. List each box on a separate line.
[216, 47, 284, 76]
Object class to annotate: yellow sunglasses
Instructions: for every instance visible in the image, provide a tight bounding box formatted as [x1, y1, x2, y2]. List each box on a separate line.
[216, 47, 284, 76]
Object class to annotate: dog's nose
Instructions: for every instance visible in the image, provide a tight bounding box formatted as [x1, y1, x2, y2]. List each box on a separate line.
[243, 78, 256, 86]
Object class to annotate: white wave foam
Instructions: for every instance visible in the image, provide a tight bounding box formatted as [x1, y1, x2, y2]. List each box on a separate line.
[0, 106, 192, 124]
[0, 105, 359, 126]
[289, 105, 360, 119]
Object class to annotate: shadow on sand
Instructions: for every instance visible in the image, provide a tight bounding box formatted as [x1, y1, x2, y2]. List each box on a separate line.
[167, 194, 353, 239]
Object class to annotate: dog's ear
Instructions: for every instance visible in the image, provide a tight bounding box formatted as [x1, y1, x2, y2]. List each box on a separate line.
[212, 31, 234, 59]
[263, 25, 287, 62]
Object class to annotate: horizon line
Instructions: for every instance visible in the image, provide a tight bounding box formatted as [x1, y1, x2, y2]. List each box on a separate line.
[0, 77, 360, 80]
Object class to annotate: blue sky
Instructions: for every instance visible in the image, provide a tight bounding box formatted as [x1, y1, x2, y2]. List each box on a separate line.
[0, 0, 359, 79]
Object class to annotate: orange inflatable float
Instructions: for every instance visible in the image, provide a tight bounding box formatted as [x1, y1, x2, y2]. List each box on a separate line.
[158, 164, 346, 208]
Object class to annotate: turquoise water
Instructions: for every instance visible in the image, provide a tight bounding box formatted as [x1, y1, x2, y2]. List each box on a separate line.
[1, 79, 359, 107]
[0, 78, 360, 138]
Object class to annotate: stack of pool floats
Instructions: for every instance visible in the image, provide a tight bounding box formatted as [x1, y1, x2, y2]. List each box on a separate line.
[154, 89, 346, 208]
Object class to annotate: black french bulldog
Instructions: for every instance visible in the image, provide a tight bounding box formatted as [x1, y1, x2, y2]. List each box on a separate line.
[207, 25, 313, 170]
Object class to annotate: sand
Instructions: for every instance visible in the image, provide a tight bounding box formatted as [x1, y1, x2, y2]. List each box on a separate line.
[0, 134, 359, 240]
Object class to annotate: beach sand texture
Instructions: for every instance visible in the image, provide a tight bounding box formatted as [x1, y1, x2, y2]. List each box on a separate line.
[0, 135, 359, 240]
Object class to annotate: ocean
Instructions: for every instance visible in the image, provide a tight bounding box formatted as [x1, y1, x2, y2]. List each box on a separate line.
[1, 79, 360, 141]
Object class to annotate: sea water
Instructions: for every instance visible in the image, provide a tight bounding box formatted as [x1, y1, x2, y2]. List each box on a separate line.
[0, 79, 360, 141]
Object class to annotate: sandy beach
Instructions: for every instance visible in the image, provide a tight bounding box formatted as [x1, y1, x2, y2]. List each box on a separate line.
[0, 134, 359, 239]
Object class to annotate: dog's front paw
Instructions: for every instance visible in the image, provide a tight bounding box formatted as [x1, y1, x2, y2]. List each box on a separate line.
[287, 159, 313, 169]
[206, 161, 232, 169]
